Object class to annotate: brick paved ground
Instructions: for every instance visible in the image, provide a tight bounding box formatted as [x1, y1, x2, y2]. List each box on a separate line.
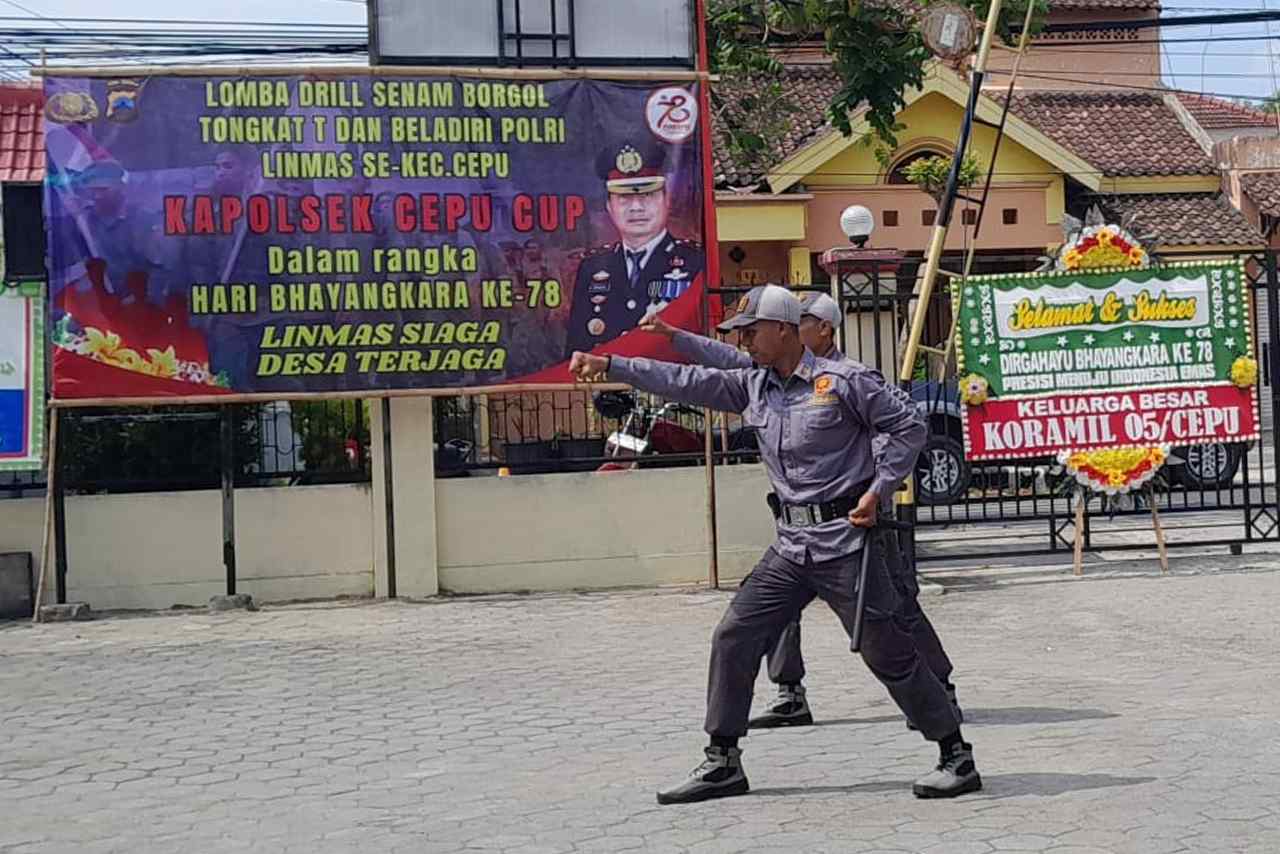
[2, 563, 1279, 853]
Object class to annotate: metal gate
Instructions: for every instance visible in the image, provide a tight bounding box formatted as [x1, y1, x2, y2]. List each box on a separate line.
[823, 249, 1280, 565]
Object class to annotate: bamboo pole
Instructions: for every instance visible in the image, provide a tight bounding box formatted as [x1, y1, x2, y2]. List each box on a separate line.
[35, 64, 714, 81]
[898, 0, 1006, 381]
[1072, 488, 1086, 577]
[1148, 486, 1170, 574]
[31, 409, 58, 623]
[704, 406, 720, 590]
[940, 0, 1038, 374]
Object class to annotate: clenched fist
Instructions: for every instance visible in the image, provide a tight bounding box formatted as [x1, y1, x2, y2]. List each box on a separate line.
[569, 351, 610, 382]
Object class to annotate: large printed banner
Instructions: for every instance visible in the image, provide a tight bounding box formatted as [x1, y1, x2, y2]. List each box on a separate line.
[955, 261, 1260, 461]
[43, 75, 710, 400]
[0, 281, 44, 471]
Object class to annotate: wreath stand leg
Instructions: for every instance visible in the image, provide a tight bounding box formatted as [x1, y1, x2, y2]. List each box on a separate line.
[1072, 487, 1086, 577]
[1147, 484, 1169, 574]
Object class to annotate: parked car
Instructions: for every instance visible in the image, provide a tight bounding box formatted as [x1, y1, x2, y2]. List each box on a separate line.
[908, 381, 1247, 505]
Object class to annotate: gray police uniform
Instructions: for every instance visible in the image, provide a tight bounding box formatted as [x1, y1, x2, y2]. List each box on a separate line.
[672, 332, 955, 689]
[607, 349, 959, 742]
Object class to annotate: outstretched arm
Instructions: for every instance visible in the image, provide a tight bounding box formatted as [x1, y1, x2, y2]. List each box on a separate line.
[673, 331, 752, 370]
[639, 316, 753, 370]
[569, 352, 751, 414]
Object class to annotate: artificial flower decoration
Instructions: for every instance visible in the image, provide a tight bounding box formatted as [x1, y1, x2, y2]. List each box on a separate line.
[1231, 355, 1259, 389]
[1060, 446, 1168, 495]
[1055, 222, 1152, 272]
[959, 373, 989, 406]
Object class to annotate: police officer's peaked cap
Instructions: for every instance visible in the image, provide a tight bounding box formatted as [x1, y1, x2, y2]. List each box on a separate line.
[596, 139, 668, 195]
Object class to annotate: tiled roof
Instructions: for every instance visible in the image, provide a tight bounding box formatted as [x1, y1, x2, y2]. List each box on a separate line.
[712, 65, 844, 190]
[0, 84, 43, 183]
[1177, 93, 1275, 130]
[1002, 91, 1214, 177]
[1241, 172, 1280, 217]
[713, 75, 1217, 187]
[1088, 193, 1262, 246]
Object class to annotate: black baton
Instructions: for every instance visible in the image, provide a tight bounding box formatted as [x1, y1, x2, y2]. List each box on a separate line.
[850, 517, 913, 653]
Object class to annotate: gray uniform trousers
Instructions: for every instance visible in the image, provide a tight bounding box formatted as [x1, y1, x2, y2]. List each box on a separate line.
[764, 527, 953, 687]
[707, 534, 959, 741]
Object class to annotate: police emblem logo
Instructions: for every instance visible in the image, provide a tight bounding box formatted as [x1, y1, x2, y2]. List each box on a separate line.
[106, 79, 142, 123]
[587, 318, 607, 336]
[616, 145, 644, 175]
[811, 375, 837, 405]
[44, 91, 99, 124]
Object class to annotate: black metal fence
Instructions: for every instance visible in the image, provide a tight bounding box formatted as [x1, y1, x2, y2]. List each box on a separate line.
[1, 399, 371, 498]
[432, 388, 760, 475]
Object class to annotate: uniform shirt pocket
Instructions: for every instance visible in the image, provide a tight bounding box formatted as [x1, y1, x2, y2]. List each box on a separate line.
[790, 403, 848, 484]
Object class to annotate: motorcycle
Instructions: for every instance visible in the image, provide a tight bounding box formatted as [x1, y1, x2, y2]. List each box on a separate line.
[591, 391, 757, 471]
[435, 438, 474, 478]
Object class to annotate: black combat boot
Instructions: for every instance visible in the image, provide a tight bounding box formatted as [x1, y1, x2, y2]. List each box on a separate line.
[656, 745, 750, 805]
[913, 738, 982, 799]
[747, 683, 813, 729]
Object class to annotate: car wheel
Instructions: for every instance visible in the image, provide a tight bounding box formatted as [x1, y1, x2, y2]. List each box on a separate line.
[1176, 443, 1243, 490]
[915, 436, 970, 506]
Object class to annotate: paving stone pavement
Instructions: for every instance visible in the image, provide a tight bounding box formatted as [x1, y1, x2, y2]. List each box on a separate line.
[2, 566, 1280, 853]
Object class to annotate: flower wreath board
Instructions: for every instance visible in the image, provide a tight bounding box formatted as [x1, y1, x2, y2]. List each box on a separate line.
[952, 231, 1259, 574]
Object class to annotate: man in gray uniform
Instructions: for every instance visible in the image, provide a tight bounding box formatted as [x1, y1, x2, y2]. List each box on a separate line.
[641, 294, 962, 731]
[570, 285, 980, 805]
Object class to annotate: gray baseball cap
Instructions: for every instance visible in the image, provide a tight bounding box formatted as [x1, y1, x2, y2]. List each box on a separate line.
[800, 292, 842, 328]
[718, 284, 802, 332]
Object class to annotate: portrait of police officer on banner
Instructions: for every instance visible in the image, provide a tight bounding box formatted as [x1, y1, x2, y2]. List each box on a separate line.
[564, 141, 705, 357]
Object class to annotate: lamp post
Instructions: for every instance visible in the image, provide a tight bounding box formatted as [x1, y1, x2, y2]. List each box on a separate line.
[822, 205, 918, 566]
[819, 206, 905, 378]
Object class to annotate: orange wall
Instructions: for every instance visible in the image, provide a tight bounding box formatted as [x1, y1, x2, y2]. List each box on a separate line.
[716, 241, 793, 286]
[804, 184, 1058, 254]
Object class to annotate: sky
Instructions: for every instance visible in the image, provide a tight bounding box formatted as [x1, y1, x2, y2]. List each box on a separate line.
[7, 0, 1280, 103]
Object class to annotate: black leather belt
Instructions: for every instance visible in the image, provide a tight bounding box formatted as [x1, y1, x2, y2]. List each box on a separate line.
[767, 480, 873, 527]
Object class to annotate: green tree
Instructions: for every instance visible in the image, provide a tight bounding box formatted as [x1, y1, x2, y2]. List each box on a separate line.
[707, 0, 1047, 158]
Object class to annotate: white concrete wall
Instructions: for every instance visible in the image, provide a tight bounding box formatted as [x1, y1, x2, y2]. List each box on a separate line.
[0, 463, 778, 610]
[1, 484, 375, 612]
[436, 464, 774, 593]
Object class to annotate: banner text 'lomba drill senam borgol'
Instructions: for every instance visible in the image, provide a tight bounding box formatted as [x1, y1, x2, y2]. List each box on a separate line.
[43, 75, 710, 400]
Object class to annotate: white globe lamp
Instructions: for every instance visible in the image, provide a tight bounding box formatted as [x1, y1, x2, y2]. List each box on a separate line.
[840, 205, 875, 248]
